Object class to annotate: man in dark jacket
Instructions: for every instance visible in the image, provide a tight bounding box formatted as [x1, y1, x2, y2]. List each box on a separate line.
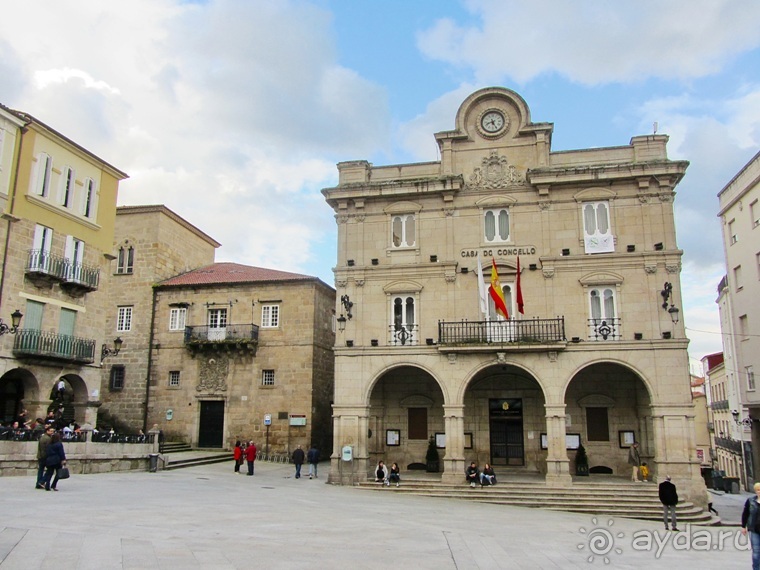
[36, 426, 55, 489]
[292, 445, 305, 479]
[741, 482, 760, 570]
[658, 476, 679, 531]
[306, 445, 320, 479]
[465, 461, 480, 488]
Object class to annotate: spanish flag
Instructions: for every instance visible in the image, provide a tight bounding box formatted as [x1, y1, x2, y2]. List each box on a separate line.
[489, 259, 509, 319]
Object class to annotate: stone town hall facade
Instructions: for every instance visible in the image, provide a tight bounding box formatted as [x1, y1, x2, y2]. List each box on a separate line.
[323, 87, 703, 502]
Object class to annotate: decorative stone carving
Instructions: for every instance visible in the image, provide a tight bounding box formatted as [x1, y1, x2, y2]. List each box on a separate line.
[467, 151, 524, 189]
[496, 352, 507, 364]
[336, 279, 348, 288]
[197, 355, 229, 392]
[443, 207, 455, 217]
[354, 279, 365, 287]
[337, 214, 349, 224]
[638, 195, 649, 204]
[448, 353, 457, 365]
[538, 200, 551, 211]
[542, 268, 555, 279]
[659, 193, 673, 203]
[666, 264, 681, 274]
[444, 273, 457, 283]
[644, 265, 657, 274]
[548, 351, 558, 362]
[355, 214, 366, 223]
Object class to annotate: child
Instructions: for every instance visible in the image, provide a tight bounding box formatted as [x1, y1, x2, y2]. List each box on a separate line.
[639, 462, 650, 482]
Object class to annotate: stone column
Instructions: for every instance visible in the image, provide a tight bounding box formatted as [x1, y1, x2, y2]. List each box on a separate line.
[442, 404, 465, 484]
[328, 406, 370, 485]
[544, 403, 572, 487]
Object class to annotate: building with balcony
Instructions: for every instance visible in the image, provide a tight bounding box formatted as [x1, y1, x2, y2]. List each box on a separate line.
[0, 103, 127, 427]
[99, 205, 220, 430]
[322, 87, 704, 502]
[714, 150, 760, 489]
[143, 263, 335, 453]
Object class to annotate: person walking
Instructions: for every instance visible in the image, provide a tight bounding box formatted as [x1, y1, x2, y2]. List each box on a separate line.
[245, 441, 257, 476]
[42, 433, 67, 491]
[658, 475, 679, 531]
[306, 445, 320, 479]
[742, 482, 760, 570]
[233, 441, 243, 474]
[35, 425, 55, 489]
[292, 445, 305, 479]
[707, 489, 719, 516]
[628, 442, 641, 482]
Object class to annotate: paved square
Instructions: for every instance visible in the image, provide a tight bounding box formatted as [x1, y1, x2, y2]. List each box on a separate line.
[0, 461, 749, 569]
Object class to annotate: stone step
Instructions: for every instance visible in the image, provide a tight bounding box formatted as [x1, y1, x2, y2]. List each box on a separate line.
[160, 441, 192, 453]
[164, 454, 230, 470]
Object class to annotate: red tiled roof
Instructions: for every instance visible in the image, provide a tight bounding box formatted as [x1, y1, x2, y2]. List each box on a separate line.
[157, 262, 316, 288]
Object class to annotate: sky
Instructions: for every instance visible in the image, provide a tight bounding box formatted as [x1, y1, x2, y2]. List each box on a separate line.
[2, 0, 759, 371]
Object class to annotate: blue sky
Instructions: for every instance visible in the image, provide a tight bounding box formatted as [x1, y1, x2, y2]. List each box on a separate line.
[2, 0, 760, 368]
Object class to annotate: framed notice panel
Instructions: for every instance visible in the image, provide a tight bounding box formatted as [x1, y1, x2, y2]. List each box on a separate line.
[464, 432, 473, 449]
[435, 433, 446, 449]
[540, 433, 581, 450]
[619, 430, 635, 448]
[386, 429, 400, 446]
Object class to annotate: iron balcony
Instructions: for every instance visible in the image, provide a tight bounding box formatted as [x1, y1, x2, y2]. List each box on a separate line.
[12, 329, 96, 364]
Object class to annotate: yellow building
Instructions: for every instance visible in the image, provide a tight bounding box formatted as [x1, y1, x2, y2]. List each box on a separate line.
[323, 87, 704, 503]
[0, 103, 127, 427]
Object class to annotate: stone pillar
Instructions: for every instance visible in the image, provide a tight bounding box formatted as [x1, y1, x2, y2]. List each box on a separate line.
[544, 403, 572, 487]
[328, 406, 370, 485]
[442, 404, 465, 484]
[651, 404, 705, 507]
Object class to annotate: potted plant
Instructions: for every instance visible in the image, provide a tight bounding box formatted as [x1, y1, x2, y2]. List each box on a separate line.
[575, 443, 589, 476]
[426, 436, 440, 473]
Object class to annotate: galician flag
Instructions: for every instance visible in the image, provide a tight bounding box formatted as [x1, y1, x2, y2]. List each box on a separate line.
[516, 255, 524, 315]
[489, 259, 509, 319]
[476, 253, 488, 317]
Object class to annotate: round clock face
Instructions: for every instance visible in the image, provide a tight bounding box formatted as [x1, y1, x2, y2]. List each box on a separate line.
[481, 110, 506, 133]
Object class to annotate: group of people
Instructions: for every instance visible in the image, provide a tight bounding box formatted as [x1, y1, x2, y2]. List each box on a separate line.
[465, 461, 497, 487]
[232, 442, 321, 480]
[374, 460, 401, 486]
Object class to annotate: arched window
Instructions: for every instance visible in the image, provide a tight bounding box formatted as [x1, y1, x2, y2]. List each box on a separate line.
[484, 208, 510, 242]
[391, 295, 416, 345]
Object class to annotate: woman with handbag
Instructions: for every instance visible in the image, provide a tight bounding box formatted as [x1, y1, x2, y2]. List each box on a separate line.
[42, 433, 67, 491]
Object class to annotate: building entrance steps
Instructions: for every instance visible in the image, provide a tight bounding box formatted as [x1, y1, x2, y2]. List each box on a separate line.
[355, 471, 718, 525]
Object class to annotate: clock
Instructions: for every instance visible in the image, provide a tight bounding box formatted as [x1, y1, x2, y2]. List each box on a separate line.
[478, 109, 507, 137]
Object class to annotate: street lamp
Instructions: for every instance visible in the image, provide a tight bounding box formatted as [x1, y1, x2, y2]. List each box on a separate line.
[660, 282, 680, 324]
[101, 337, 123, 362]
[0, 310, 23, 335]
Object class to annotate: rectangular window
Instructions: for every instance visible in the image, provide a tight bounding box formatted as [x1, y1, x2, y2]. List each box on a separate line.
[82, 178, 97, 218]
[59, 166, 75, 207]
[64, 235, 85, 282]
[408, 408, 427, 440]
[110, 365, 125, 391]
[729, 219, 737, 244]
[582, 201, 614, 254]
[484, 208, 510, 242]
[740, 315, 749, 339]
[747, 366, 756, 391]
[261, 305, 280, 328]
[751, 200, 759, 229]
[588, 287, 618, 340]
[24, 300, 44, 330]
[117, 306, 133, 332]
[391, 214, 416, 248]
[117, 246, 134, 274]
[586, 407, 610, 441]
[34, 153, 52, 197]
[169, 308, 187, 331]
[31, 224, 53, 273]
[734, 265, 743, 291]
[169, 371, 181, 387]
[391, 295, 417, 345]
[59, 308, 77, 337]
[262, 370, 275, 386]
[207, 308, 227, 340]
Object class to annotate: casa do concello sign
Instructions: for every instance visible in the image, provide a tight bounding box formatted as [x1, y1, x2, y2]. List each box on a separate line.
[460, 246, 537, 259]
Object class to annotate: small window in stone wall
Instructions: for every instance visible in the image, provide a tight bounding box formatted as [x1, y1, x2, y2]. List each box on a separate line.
[110, 365, 125, 391]
[169, 371, 180, 387]
[262, 370, 275, 386]
[408, 407, 427, 440]
[586, 407, 610, 441]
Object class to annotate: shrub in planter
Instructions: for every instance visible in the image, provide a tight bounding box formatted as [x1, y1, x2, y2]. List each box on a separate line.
[575, 443, 589, 476]
[426, 437, 440, 473]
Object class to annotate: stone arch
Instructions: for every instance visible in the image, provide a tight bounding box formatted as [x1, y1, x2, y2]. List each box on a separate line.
[0, 368, 39, 423]
[365, 361, 448, 406]
[562, 360, 653, 477]
[457, 358, 548, 404]
[50, 373, 88, 426]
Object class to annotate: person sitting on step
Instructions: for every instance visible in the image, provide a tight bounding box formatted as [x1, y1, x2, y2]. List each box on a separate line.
[480, 463, 497, 486]
[465, 461, 480, 488]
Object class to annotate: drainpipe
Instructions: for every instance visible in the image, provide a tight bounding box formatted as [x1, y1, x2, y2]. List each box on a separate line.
[0, 124, 28, 310]
[143, 286, 158, 432]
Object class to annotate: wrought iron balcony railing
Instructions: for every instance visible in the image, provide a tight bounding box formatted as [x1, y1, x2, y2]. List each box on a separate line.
[438, 317, 566, 345]
[62, 260, 100, 290]
[12, 329, 96, 363]
[587, 317, 622, 341]
[26, 249, 67, 280]
[389, 324, 419, 346]
[184, 324, 260, 344]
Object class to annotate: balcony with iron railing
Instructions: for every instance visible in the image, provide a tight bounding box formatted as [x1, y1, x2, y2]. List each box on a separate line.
[12, 329, 96, 364]
[26, 250, 99, 293]
[587, 317, 622, 341]
[436, 317, 566, 352]
[184, 324, 259, 355]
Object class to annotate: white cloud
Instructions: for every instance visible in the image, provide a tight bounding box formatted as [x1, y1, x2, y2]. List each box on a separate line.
[0, 0, 389, 283]
[418, 0, 760, 85]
